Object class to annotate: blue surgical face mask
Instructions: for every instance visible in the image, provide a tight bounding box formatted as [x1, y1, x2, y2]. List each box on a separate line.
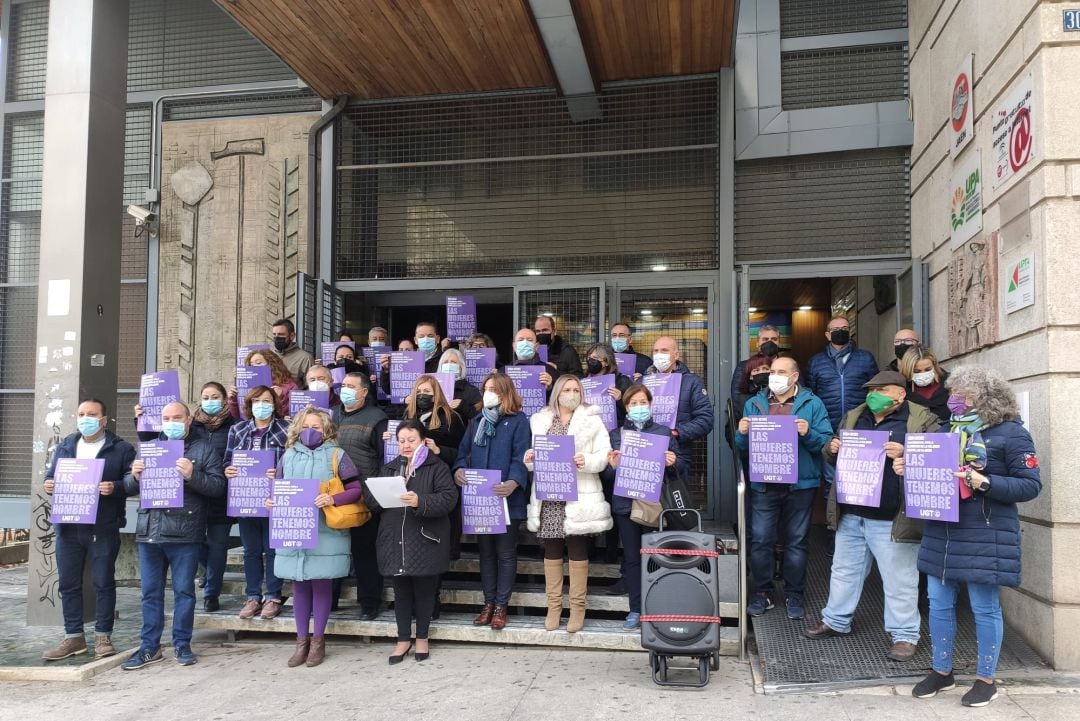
[77, 417, 102, 437]
[611, 337, 629, 353]
[370, 341, 386, 348]
[515, 340, 536, 360]
[417, 337, 438, 354]
[200, 399, 223, 415]
[339, 387, 359, 407]
[627, 406, 652, 425]
[440, 362, 459, 377]
[162, 421, 187, 440]
[251, 401, 274, 421]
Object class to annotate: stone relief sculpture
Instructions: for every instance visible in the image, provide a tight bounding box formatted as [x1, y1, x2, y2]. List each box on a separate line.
[948, 232, 998, 357]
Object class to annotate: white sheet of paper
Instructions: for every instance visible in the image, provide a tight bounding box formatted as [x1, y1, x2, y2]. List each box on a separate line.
[365, 475, 408, 508]
[503, 497, 510, 525]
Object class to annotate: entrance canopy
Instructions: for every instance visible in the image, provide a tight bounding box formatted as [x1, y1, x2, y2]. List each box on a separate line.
[215, 0, 737, 100]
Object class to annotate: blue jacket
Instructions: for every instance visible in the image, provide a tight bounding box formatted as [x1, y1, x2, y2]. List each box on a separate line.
[806, 343, 879, 429]
[918, 420, 1042, 587]
[734, 387, 832, 491]
[645, 362, 714, 475]
[603, 420, 679, 517]
[46, 431, 136, 532]
[454, 412, 532, 521]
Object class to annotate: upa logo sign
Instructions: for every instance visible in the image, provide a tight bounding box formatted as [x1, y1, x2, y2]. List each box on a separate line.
[950, 54, 974, 154]
[949, 149, 982, 250]
[992, 74, 1036, 189]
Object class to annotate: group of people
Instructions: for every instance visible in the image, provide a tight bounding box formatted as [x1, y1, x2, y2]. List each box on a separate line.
[41, 315, 716, 670]
[730, 319, 1041, 707]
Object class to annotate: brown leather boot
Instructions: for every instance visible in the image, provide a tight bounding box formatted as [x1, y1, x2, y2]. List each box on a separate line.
[42, 636, 87, 661]
[94, 635, 117, 658]
[287, 635, 310, 667]
[491, 605, 508, 631]
[566, 559, 589, 633]
[543, 559, 564, 631]
[473, 602, 495, 626]
[306, 636, 326, 667]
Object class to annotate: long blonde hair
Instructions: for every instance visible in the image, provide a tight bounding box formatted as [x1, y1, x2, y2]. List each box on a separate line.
[405, 374, 455, 431]
[285, 408, 337, 448]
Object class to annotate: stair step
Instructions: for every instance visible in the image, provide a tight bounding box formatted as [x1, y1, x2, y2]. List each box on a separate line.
[183, 602, 741, 654]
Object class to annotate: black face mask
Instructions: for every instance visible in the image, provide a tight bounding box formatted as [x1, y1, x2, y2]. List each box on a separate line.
[586, 358, 604, 375]
[535, 332, 552, 346]
[759, 340, 779, 357]
[273, 337, 290, 352]
[830, 329, 850, 346]
[415, 394, 435, 413]
[752, 373, 770, 389]
[894, 343, 915, 360]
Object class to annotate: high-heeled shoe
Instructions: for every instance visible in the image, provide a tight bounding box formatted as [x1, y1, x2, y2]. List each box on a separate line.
[414, 640, 430, 662]
[388, 641, 413, 665]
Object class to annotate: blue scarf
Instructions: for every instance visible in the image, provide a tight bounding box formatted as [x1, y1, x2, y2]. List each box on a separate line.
[826, 342, 853, 375]
[949, 412, 986, 467]
[473, 407, 502, 448]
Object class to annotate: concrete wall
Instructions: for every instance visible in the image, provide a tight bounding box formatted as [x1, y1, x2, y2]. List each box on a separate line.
[909, 0, 1080, 669]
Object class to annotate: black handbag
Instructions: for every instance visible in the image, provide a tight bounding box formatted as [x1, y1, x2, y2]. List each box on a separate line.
[659, 468, 698, 531]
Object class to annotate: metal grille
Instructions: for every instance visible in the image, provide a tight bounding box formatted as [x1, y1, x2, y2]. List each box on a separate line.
[319, 284, 345, 346]
[118, 284, 148, 388]
[0, 286, 36, 388]
[0, 394, 35, 496]
[124, 106, 153, 207]
[1, 113, 44, 283]
[735, 148, 910, 263]
[5, 0, 49, 102]
[517, 288, 602, 355]
[161, 91, 320, 122]
[298, 273, 319, 355]
[127, 0, 295, 92]
[782, 44, 908, 110]
[336, 79, 719, 280]
[114, 391, 141, 448]
[779, 0, 907, 38]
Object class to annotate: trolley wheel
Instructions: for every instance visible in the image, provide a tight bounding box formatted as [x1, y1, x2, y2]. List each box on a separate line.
[710, 652, 720, 671]
[649, 651, 659, 672]
[658, 655, 668, 677]
[698, 656, 710, 685]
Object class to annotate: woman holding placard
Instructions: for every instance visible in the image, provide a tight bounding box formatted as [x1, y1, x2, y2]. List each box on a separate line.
[269, 409, 361, 668]
[228, 349, 296, 419]
[908, 366, 1041, 707]
[397, 375, 466, 465]
[436, 348, 483, 423]
[602, 383, 679, 629]
[223, 386, 289, 621]
[452, 373, 531, 630]
[365, 419, 457, 663]
[524, 375, 613, 633]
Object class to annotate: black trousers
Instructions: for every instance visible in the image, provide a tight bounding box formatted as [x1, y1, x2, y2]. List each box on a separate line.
[349, 515, 384, 612]
[392, 575, 439, 641]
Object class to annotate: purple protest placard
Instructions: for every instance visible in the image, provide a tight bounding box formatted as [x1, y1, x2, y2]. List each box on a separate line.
[289, 390, 331, 417]
[50, 458, 104, 524]
[236, 344, 271, 367]
[748, 416, 799, 484]
[464, 348, 496, 387]
[642, 373, 682, 430]
[613, 430, 667, 502]
[137, 370, 180, 432]
[236, 365, 273, 419]
[446, 295, 476, 341]
[835, 429, 890, 507]
[383, 420, 402, 464]
[330, 366, 347, 390]
[581, 375, 617, 431]
[533, 434, 577, 501]
[460, 469, 509, 534]
[505, 365, 546, 417]
[270, 478, 319, 550]
[904, 433, 961, 522]
[321, 341, 354, 365]
[361, 347, 391, 401]
[433, 372, 457, 402]
[537, 345, 549, 364]
[615, 353, 637, 377]
[390, 351, 425, 404]
[227, 449, 275, 518]
[138, 440, 185, 509]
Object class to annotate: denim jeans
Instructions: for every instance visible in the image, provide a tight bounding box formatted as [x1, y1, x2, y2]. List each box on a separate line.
[56, 526, 121, 636]
[237, 518, 282, 601]
[821, 514, 921, 644]
[349, 514, 384, 613]
[928, 576, 1003, 678]
[613, 514, 645, 613]
[137, 541, 200, 650]
[200, 521, 232, 599]
[477, 522, 520, 605]
[749, 486, 815, 596]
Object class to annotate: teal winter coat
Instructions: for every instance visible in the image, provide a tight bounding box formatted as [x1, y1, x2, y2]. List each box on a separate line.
[734, 386, 833, 492]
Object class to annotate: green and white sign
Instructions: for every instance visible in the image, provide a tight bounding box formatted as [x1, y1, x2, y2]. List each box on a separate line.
[1005, 252, 1035, 314]
[949, 149, 982, 250]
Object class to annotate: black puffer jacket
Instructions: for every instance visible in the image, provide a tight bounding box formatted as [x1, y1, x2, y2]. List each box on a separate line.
[190, 415, 238, 525]
[365, 452, 458, 578]
[124, 432, 227, 544]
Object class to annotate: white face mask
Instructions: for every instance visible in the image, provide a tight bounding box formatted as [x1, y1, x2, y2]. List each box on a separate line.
[559, 391, 581, 410]
[652, 353, 672, 372]
[482, 391, 500, 409]
[768, 374, 791, 395]
[912, 370, 936, 387]
[308, 380, 330, 393]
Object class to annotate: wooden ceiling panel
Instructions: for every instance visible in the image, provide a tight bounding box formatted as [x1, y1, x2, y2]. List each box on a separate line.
[215, 0, 556, 98]
[571, 0, 735, 81]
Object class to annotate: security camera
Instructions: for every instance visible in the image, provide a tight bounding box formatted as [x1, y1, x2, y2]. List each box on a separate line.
[126, 204, 155, 225]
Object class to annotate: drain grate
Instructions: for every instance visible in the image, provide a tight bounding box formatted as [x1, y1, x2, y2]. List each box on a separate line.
[750, 527, 1046, 692]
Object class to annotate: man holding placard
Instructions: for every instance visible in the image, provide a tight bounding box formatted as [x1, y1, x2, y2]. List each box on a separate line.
[122, 402, 227, 670]
[735, 357, 832, 621]
[805, 371, 939, 662]
[645, 336, 713, 477]
[40, 399, 135, 661]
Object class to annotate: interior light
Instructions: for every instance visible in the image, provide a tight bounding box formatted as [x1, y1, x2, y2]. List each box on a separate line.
[748, 307, 758, 313]
[641, 309, 653, 316]
[799, 305, 812, 311]
[525, 269, 542, 276]
[651, 264, 668, 272]
[691, 308, 705, 314]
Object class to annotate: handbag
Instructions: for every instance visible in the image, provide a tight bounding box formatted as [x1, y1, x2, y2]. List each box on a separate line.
[320, 449, 371, 529]
[630, 500, 662, 528]
[659, 468, 698, 531]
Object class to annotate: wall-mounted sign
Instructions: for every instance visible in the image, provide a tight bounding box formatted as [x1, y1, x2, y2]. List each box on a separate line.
[950, 54, 974, 155]
[1004, 252, 1035, 314]
[1064, 9, 1080, 31]
[992, 74, 1035, 189]
[949, 149, 982, 250]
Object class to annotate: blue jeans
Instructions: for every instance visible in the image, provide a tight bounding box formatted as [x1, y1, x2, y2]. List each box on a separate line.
[137, 541, 200, 651]
[56, 526, 121, 636]
[477, 522, 519, 605]
[613, 514, 645, 613]
[821, 514, 921, 644]
[749, 486, 815, 596]
[238, 518, 282, 601]
[200, 521, 232, 599]
[928, 576, 1003, 678]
